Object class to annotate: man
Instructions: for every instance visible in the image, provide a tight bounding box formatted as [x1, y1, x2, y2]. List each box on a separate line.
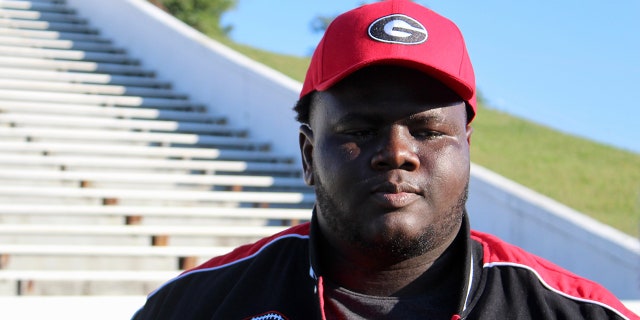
[133, 1, 638, 319]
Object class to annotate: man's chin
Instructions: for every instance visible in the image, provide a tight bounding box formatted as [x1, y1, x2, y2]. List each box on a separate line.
[356, 226, 435, 261]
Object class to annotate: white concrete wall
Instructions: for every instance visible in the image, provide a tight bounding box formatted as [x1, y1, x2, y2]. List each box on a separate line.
[67, 0, 640, 299]
[468, 164, 640, 299]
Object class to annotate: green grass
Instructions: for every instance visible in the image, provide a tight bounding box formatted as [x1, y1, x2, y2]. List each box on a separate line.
[210, 35, 640, 238]
[471, 105, 640, 236]
[212, 36, 311, 82]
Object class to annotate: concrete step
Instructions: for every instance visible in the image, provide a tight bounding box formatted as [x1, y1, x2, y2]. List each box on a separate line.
[0, 89, 199, 109]
[0, 126, 269, 150]
[0, 45, 137, 63]
[0, 271, 176, 294]
[0, 153, 300, 174]
[0, 56, 153, 75]
[0, 113, 243, 135]
[0, 270, 176, 283]
[0, 101, 216, 122]
[0, 1, 75, 13]
[0, 224, 288, 238]
[0, 274, 167, 296]
[0, 17, 96, 33]
[0, 296, 146, 317]
[0, 78, 185, 98]
[0, 141, 295, 163]
[0, 230, 259, 248]
[0, 204, 310, 220]
[0, 245, 233, 259]
[0, 67, 169, 87]
[0, 26, 110, 42]
[0, 168, 308, 189]
[0, 35, 124, 52]
[0, 8, 85, 23]
[0, 244, 233, 280]
[0, 185, 315, 204]
[0, 67, 171, 89]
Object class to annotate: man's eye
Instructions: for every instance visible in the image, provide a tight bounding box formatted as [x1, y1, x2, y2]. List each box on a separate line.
[345, 129, 376, 137]
[413, 130, 443, 139]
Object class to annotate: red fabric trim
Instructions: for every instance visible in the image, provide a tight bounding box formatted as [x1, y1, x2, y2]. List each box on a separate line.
[318, 276, 327, 320]
[183, 222, 311, 274]
[471, 230, 639, 320]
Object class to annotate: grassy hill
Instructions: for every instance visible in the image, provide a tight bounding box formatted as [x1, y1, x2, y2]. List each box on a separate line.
[212, 36, 640, 238]
[473, 106, 640, 237]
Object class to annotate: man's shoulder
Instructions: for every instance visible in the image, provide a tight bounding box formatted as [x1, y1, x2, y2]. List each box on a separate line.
[132, 223, 313, 319]
[470, 229, 601, 294]
[187, 222, 311, 274]
[155, 222, 311, 288]
[470, 230, 637, 319]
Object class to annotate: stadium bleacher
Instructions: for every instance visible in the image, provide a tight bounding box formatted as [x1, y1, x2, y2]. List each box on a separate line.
[0, 0, 314, 298]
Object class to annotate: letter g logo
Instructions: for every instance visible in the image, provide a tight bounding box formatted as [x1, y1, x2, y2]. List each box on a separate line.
[368, 14, 427, 45]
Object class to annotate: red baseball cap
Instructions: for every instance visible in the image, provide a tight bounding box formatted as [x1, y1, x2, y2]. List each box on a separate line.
[300, 0, 477, 122]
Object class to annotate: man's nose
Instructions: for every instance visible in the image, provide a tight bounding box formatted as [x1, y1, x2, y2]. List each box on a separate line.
[370, 127, 420, 171]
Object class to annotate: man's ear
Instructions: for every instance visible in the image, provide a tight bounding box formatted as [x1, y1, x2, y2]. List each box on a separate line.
[466, 124, 473, 146]
[299, 124, 315, 186]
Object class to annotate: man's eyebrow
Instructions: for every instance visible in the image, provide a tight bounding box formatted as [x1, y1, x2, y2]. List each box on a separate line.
[334, 111, 451, 127]
[334, 112, 383, 125]
[407, 113, 446, 123]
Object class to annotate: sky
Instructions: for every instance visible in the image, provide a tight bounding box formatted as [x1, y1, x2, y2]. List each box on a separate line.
[221, 1, 640, 154]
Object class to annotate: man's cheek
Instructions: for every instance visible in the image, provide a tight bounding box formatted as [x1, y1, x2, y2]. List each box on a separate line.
[339, 143, 361, 161]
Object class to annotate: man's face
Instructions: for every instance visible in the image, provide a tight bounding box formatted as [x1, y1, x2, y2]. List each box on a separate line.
[299, 66, 472, 263]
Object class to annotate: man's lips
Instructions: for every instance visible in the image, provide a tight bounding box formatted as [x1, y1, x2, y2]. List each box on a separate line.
[370, 182, 422, 208]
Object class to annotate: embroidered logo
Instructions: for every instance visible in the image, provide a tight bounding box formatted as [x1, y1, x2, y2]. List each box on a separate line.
[368, 14, 427, 45]
[247, 311, 288, 320]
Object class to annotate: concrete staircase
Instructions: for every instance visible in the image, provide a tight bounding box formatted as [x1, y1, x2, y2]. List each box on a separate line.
[0, 0, 314, 296]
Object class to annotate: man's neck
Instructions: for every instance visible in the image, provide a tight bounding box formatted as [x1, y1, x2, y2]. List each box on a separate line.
[319, 226, 465, 297]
